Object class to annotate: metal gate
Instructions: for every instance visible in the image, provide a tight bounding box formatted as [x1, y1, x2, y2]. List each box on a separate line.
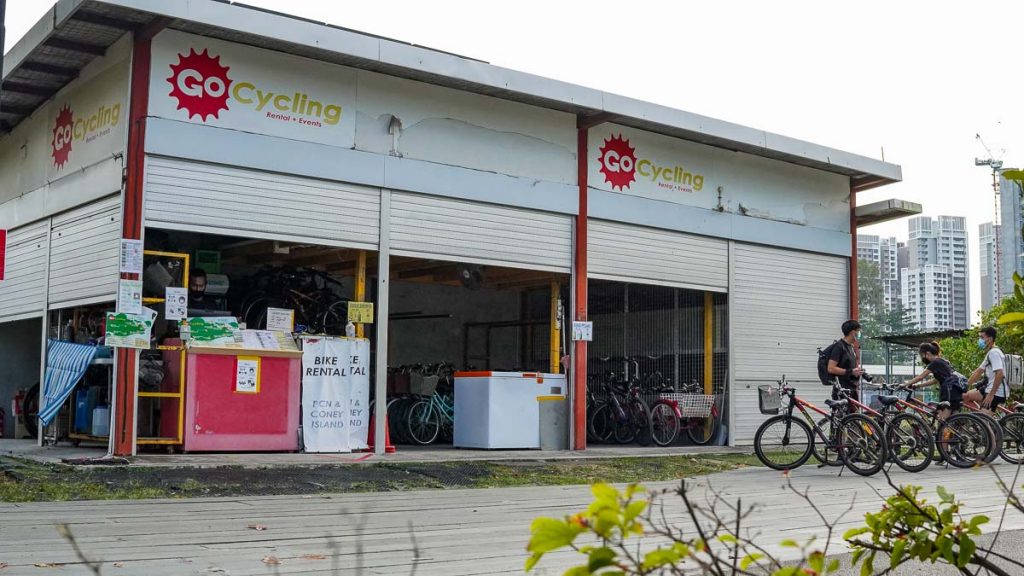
[588, 219, 728, 292]
[730, 242, 848, 444]
[0, 219, 49, 322]
[389, 191, 572, 272]
[47, 195, 121, 310]
[144, 156, 381, 249]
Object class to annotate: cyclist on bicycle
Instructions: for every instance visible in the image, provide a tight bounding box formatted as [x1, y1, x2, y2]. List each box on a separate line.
[827, 320, 863, 399]
[964, 326, 1008, 413]
[905, 342, 958, 420]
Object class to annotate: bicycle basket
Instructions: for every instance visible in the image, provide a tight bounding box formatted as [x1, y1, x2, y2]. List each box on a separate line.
[658, 393, 716, 418]
[758, 385, 781, 415]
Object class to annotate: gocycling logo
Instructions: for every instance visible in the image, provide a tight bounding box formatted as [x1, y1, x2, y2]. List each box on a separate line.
[598, 133, 705, 193]
[51, 105, 74, 169]
[167, 48, 233, 121]
[49, 102, 121, 170]
[166, 47, 343, 127]
[598, 134, 637, 191]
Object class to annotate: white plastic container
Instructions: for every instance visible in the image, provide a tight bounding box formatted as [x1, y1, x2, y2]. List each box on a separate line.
[91, 406, 110, 437]
[453, 372, 566, 449]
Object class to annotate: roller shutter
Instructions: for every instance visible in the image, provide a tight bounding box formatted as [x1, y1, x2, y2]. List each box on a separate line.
[390, 191, 572, 272]
[589, 219, 728, 291]
[0, 220, 49, 322]
[144, 156, 380, 249]
[48, 195, 121, 309]
[731, 243, 848, 444]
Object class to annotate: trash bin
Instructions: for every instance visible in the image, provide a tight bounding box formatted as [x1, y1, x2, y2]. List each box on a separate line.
[539, 396, 568, 450]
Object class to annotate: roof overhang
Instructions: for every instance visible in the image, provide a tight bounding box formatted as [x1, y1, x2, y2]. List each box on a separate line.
[855, 199, 923, 228]
[3, 0, 903, 189]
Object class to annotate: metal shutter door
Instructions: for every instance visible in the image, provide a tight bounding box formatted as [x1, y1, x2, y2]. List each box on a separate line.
[145, 156, 380, 249]
[731, 243, 848, 444]
[390, 192, 572, 272]
[48, 195, 121, 309]
[0, 220, 49, 322]
[589, 219, 728, 291]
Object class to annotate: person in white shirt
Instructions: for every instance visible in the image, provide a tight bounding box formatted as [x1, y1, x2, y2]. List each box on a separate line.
[965, 326, 1008, 412]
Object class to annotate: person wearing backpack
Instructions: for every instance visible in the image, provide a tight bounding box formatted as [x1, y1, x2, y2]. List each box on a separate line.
[905, 342, 960, 420]
[965, 326, 1008, 413]
[823, 320, 863, 399]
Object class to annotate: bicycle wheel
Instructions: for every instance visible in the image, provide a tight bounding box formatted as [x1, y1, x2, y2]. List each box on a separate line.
[406, 400, 440, 445]
[686, 399, 721, 446]
[999, 413, 1024, 465]
[938, 413, 990, 468]
[811, 417, 842, 467]
[588, 402, 614, 444]
[972, 411, 1003, 464]
[629, 398, 653, 446]
[753, 415, 813, 471]
[650, 402, 680, 447]
[838, 414, 888, 477]
[886, 413, 934, 473]
[612, 401, 636, 445]
[22, 383, 40, 438]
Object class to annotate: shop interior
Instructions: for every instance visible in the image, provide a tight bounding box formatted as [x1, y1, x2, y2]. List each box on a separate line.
[33, 227, 731, 452]
[37, 228, 571, 451]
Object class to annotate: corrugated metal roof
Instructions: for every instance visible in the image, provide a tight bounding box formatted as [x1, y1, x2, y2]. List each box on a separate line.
[1, 0, 902, 188]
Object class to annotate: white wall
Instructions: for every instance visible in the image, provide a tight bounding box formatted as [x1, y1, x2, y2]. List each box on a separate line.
[0, 36, 129, 229]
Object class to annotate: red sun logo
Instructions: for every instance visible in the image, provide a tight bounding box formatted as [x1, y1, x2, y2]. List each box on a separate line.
[51, 104, 74, 169]
[598, 134, 637, 190]
[167, 48, 232, 121]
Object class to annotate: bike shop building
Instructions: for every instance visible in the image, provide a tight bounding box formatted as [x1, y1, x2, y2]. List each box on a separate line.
[0, 0, 915, 454]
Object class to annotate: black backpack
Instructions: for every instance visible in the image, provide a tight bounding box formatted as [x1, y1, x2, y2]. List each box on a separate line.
[817, 340, 841, 385]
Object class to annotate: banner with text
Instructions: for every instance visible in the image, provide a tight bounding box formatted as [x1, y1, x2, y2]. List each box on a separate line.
[150, 29, 357, 147]
[301, 337, 370, 452]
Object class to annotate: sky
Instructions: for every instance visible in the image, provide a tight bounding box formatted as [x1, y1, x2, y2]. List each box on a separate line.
[5, 1, 1022, 320]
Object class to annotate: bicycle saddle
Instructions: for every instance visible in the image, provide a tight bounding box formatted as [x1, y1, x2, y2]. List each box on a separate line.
[876, 395, 901, 406]
[824, 398, 848, 409]
[926, 400, 951, 410]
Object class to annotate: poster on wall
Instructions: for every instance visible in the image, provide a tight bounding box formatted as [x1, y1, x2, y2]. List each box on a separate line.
[119, 238, 144, 274]
[235, 356, 260, 393]
[104, 308, 156, 349]
[117, 279, 144, 315]
[165, 287, 188, 320]
[149, 29, 357, 148]
[301, 337, 370, 453]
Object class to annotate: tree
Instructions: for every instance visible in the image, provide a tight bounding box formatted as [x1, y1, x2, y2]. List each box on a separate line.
[857, 258, 917, 366]
[857, 259, 885, 317]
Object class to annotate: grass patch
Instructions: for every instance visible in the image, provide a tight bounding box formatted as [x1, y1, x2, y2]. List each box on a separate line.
[0, 452, 767, 503]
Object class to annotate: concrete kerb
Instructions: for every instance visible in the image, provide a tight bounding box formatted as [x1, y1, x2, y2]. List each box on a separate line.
[0, 438, 750, 469]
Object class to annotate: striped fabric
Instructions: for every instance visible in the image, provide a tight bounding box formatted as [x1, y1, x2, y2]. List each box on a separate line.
[39, 339, 99, 427]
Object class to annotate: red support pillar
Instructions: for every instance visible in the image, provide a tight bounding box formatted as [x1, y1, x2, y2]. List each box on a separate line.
[112, 22, 166, 457]
[573, 125, 589, 450]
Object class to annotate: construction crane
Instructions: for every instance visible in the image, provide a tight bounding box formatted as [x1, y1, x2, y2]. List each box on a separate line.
[976, 133, 1005, 302]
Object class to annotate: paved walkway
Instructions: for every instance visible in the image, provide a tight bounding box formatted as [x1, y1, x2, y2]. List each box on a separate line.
[2, 462, 1022, 574]
[0, 439, 745, 467]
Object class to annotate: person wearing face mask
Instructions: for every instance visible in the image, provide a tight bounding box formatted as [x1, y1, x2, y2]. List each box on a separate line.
[905, 342, 958, 420]
[965, 326, 1007, 413]
[827, 320, 863, 399]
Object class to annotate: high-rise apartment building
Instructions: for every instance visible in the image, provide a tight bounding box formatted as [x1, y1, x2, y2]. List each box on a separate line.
[980, 222, 1000, 311]
[857, 234, 902, 312]
[999, 169, 1024, 299]
[901, 216, 970, 330]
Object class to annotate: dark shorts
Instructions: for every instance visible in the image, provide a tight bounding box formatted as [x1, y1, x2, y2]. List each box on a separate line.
[975, 383, 1007, 411]
[939, 384, 963, 411]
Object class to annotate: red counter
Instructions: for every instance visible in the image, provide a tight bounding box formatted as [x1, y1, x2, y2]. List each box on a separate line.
[183, 348, 302, 452]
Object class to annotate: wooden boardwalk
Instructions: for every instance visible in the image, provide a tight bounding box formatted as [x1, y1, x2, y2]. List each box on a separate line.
[2, 463, 1022, 575]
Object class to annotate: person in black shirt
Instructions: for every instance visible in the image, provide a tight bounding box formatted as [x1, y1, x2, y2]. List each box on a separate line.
[905, 341, 959, 419]
[827, 319, 863, 398]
